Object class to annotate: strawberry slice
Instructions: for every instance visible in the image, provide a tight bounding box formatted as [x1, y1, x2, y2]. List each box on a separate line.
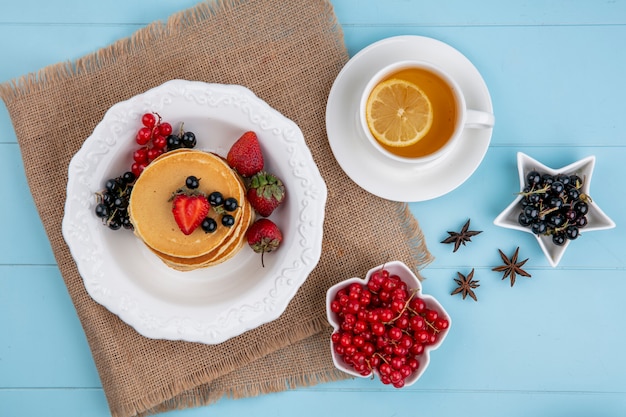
[172, 194, 210, 235]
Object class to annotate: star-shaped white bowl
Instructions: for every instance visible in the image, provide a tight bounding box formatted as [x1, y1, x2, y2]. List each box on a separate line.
[494, 152, 615, 267]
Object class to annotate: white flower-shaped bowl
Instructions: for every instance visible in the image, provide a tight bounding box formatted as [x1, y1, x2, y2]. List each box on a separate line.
[494, 152, 615, 267]
[325, 261, 451, 387]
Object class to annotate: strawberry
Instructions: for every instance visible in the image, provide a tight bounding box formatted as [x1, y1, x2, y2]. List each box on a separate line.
[171, 194, 210, 235]
[226, 131, 264, 177]
[246, 218, 283, 267]
[246, 171, 286, 217]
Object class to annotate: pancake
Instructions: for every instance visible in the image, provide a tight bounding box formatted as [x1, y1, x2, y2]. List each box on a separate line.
[150, 195, 253, 270]
[129, 149, 246, 260]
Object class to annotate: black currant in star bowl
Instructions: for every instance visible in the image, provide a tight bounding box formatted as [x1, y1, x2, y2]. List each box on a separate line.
[325, 261, 451, 388]
[494, 152, 615, 267]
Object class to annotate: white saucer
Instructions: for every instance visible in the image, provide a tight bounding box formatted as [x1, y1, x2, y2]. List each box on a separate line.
[325, 35, 494, 202]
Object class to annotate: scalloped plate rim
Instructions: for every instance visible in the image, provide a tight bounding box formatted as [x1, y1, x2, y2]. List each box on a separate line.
[61, 79, 327, 344]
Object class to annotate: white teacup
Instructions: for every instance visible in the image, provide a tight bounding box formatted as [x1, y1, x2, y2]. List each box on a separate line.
[359, 60, 495, 164]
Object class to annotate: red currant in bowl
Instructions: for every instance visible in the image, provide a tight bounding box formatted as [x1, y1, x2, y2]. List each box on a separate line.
[325, 261, 451, 388]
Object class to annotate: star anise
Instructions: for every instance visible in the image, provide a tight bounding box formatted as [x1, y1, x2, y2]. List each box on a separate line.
[441, 219, 482, 252]
[451, 268, 479, 301]
[492, 247, 531, 287]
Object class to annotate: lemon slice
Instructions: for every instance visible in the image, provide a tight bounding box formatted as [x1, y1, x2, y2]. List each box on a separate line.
[365, 79, 433, 147]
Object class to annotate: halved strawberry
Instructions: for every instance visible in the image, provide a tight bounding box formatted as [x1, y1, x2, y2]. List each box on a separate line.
[172, 194, 210, 235]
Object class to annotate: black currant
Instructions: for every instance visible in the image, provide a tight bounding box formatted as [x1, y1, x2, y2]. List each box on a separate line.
[574, 201, 589, 216]
[531, 221, 547, 235]
[224, 197, 238, 211]
[108, 218, 122, 230]
[564, 209, 577, 221]
[576, 216, 588, 228]
[101, 192, 114, 206]
[565, 225, 580, 240]
[567, 188, 580, 201]
[222, 214, 235, 227]
[547, 213, 566, 228]
[524, 205, 540, 220]
[121, 171, 136, 185]
[552, 233, 566, 246]
[569, 174, 583, 188]
[555, 174, 570, 186]
[113, 196, 128, 211]
[186, 176, 200, 189]
[209, 191, 224, 206]
[201, 217, 217, 233]
[105, 178, 121, 194]
[541, 174, 555, 187]
[547, 195, 563, 209]
[166, 134, 181, 150]
[518, 212, 532, 227]
[526, 170, 542, 186]
[95, 203, 109, 219]
[550, 181, 564, 195]
[527, 193, 541, 205]
[122, 216, 134, 230]
[181, 131, 197, 148]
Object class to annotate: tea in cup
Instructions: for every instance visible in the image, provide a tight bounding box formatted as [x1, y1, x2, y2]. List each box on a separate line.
[359, 60, 494, 164]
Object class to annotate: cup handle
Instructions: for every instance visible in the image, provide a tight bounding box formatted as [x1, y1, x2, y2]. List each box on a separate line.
[465, 109, 495, 129]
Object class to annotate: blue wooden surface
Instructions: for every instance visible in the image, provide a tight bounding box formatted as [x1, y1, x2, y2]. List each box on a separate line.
[1, 1, 625, 416]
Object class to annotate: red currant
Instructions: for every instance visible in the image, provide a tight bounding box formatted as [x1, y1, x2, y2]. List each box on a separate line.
[409, 343, 425, 356]
[425, 309, 439, 322]
[409, 297, 426, 313]
[387, 327, 402, 341]
[147, 148, 163, 162]
[136, 127, 152, 145]
[434, 317, 450, 330]
[400, 365, 412, 379]
[392, 378, 405, 389]
[378, 363, 392, 376]
[133, 147, 149, 164]
[362, 342, 375, 357]
[152, 134, 167, 150]
[390, 370, 402, 383]
[371, 322, 386, 336]
[339, 333, 352, 347]
[131, 162, 147, 177]
[352, 335, 365, 348]
[141, 113, 157, 128]
[379, 308, 394, 323]
[158, 122, 173, 136]
[353, 320, 368, 334]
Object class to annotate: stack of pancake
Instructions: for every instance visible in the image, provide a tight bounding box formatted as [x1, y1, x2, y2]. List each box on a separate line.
[128, 149, 253, 271]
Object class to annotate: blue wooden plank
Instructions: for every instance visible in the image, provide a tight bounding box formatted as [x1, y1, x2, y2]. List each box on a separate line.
[1, 387, 625, 417]
[2, 0, 625, 25]
[0, 25, 144, 84]
[333, 0, 626, 26]
[0, 266, 100, 388]
[0, 145, 56, 265]
[0, 0, 202, 24]
[2, 264, 625, 392]
[2, 25, 624, 147]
